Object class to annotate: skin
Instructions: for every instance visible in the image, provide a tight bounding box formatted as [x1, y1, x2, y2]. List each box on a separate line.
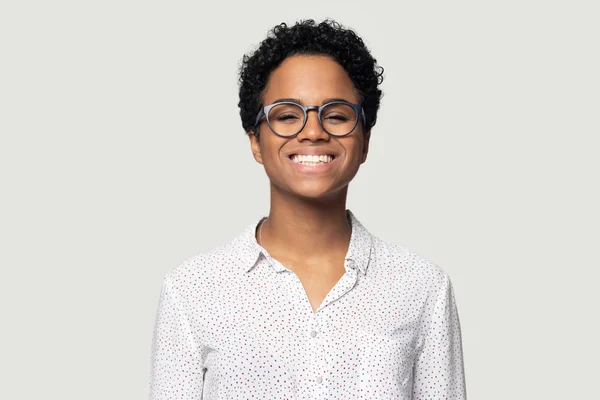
[248, 54, 371, 312]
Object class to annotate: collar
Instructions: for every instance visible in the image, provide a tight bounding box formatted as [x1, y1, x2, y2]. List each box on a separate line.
[235, 209, 373, 275]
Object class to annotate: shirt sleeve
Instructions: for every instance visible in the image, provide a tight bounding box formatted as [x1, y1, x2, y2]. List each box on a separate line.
[150, 275, 204, 400]
[412, 273, 467, 399]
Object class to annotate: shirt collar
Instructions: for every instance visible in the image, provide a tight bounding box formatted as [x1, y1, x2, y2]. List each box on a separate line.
[235, 209, 373, 275]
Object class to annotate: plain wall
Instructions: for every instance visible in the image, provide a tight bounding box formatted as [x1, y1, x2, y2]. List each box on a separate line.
[1, 1, 598, 398]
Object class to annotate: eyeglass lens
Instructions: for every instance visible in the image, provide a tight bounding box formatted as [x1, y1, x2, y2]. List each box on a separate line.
[267, 103, 357, 136]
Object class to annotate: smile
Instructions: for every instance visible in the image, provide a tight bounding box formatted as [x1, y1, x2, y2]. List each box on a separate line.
[289, 154, 335, 165]
[287, 153, 339, 173]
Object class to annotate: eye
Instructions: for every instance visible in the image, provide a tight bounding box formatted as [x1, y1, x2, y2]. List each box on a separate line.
[268, 104, 304, 124]
[326, 114, 349, 120]
[322, 103, 355, 124]
[276, 113, 300, 121]
[324, 113, 350, 123]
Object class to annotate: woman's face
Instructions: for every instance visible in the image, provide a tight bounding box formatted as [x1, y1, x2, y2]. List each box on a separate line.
[249, 54, 370, 200]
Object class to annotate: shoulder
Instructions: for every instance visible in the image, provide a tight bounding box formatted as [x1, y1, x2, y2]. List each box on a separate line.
[371, 234, 450, 292]
[162, 232, 247, 295]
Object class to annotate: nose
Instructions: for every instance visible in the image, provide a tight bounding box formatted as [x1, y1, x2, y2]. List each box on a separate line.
[297, 109, 329, 141]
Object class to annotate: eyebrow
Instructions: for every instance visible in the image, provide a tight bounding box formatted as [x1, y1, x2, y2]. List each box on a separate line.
[271, 97, 354, 105]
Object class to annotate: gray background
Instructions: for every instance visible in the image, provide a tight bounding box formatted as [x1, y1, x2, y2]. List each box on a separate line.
[1, 1, 598, 399]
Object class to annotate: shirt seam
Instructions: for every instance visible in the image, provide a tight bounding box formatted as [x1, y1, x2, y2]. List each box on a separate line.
[164, 275, 203, 364]
[415, 272, 449, 359]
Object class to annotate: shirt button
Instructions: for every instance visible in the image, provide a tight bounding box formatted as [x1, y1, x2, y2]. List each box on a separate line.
[310, 330, 318, 337]
[316, 376, 323, 384]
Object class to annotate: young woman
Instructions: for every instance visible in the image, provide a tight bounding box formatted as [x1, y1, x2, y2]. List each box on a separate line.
[150, 19, 466, 400]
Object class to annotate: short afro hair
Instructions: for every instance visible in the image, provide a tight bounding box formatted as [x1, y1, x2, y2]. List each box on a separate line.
[237, 19, 384, 138]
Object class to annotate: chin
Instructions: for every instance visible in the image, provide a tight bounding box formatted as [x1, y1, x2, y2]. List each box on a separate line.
[289, 183, 346, 200]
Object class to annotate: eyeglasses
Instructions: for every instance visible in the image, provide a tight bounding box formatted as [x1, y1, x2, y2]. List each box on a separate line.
[253, 100, 367, 138]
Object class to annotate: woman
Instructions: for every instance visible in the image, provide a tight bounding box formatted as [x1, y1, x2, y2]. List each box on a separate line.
[150, 19, 466, 399]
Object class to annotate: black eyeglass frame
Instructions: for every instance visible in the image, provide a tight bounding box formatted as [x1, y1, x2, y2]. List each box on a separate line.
[253, 100, 367, 138]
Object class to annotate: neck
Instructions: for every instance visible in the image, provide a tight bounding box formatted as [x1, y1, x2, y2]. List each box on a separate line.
[259, 183, 352, 264]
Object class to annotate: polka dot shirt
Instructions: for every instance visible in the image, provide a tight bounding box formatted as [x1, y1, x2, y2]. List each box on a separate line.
[150, 209, 466, 399]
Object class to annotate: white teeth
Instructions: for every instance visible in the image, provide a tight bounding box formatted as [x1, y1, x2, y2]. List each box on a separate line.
[291, 154, 334, 165]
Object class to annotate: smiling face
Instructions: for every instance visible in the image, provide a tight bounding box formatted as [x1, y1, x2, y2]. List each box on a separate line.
[249, 54, 371, 200]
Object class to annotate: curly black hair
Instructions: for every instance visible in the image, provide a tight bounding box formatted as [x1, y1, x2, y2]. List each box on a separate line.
[237, 19, 384, 138]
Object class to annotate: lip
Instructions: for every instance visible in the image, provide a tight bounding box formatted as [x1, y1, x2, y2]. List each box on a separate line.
[286, 154, 339, 174]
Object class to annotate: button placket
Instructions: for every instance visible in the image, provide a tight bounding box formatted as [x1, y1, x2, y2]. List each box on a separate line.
[311, 314, 329, 397]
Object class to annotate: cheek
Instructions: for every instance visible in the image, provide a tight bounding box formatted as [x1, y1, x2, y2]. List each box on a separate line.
[343, 142, 364, 165]
[259, 140, 286, 169]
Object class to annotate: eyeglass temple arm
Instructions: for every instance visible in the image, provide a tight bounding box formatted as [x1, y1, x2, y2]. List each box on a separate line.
[253, 109, 265, 129]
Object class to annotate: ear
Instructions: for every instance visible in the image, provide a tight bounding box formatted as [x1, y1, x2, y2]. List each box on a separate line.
[361, 130, 371, 164]
[248, 130, 264, 164]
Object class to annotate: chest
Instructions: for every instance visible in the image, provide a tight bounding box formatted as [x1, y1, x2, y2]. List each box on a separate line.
[198, 270, 420, 398]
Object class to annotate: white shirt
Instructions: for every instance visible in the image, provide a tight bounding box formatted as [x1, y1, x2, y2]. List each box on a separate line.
[150, 209, 466, 399]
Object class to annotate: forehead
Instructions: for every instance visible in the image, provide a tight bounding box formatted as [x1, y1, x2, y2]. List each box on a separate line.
[262, 54, 360, 105]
